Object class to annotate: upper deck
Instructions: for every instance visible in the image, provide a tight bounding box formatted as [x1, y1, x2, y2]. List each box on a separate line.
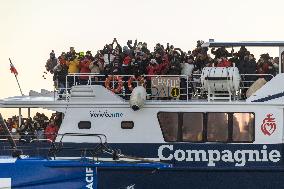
[0, 72, 282, 108]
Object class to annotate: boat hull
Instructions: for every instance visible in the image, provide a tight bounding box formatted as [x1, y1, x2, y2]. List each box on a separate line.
[1, 142, 284, 188]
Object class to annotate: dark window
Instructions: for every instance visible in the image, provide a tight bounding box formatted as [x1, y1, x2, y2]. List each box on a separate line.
[158, 112, 178, 142]
[157, 112, 254, 143]
[78, 121, 91, 129]
[182, 113, 203, 142]
[121, 121, 134, 129]
[207, 113, 228, 142]
[232, 113, 254, 142]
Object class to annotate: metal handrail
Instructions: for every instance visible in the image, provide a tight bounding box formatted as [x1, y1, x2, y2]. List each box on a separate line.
[30, 138, 53, 143]
[55, 73, 275, 101]
[59, 133, 108, 144]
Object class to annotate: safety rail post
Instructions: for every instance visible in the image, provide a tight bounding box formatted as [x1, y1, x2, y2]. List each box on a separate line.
[65, 75, 68, 100]
[186, 76, 189, 101]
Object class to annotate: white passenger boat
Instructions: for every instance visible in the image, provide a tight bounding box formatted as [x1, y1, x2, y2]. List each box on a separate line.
[1, 40, 284, 188]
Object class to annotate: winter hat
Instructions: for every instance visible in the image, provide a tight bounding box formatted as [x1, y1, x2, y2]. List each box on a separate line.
[50, 50, 55, 58]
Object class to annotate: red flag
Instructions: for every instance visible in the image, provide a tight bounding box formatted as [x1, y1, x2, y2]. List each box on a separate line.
[10, 62, 18, 75]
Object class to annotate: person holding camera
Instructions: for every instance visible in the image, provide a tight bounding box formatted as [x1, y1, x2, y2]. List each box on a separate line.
[89, 57, 101, 85]
[211, 46, 231, 59]
[66, 54, 80, 87]
[167, 50, 182, 75]
[103, 42, 115, 67]
[127, 39, 138, 50]
[53, 64, 68, 97]
[45, 50, 58, 74]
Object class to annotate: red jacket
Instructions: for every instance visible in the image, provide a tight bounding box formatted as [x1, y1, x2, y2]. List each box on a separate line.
[146, 64, 159, 80]
[158, 55, 170, 75]
[217, 59, 232, 67]
[79, 58, 91, 80]
[123, 56, 132, 66]
[44, 124, 59, 141]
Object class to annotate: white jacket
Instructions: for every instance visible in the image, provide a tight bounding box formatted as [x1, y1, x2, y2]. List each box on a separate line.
[181, 63, 194, 78]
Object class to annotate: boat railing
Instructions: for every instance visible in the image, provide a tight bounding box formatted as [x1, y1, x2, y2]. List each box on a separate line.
[0, 137, 27, 143]
[0, 134, 50, 144]
[0, 133, 107, 143]
[0, 133, 114, 159]
[58, 133, 108, 144]
[55, 73, 274, 101]
[30, 138, 53, 143]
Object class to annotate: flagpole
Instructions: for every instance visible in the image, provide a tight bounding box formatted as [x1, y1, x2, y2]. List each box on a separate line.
[9, 58, 24, 96]
[14, 74, 24, 96]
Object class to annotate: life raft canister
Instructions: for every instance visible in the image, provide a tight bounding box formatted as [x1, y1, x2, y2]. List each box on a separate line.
[127, 76, 146, 91]
[105, 75, 123, 93]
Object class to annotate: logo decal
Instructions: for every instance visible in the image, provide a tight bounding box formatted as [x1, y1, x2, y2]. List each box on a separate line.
[86, 167, 94, 189]
[261, 114, 276, 136]
[90, 110, 123, 118]
[158, 145, 281, 167]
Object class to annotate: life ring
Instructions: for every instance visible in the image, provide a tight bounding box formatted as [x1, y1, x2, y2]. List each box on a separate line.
[127, 76, 146, 91]
[105, 75, 123, 93]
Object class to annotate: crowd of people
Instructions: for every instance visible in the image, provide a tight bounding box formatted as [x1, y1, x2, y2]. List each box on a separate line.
[0, 112, 62, 142]
[45, 39, 280, 96]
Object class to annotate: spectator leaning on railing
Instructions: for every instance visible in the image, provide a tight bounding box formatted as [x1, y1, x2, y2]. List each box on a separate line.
[44, 119, 59, 142]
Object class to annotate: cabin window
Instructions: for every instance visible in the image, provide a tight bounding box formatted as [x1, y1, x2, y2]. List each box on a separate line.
[121, 121, 134, 129]
[157, 112, 255, 143]
[232, 113, 254, 142]
[158, 112, 178, 142]
[182, 113, 203, 141]
[207, 113, 228, 142]
[78, 121, 91, 129]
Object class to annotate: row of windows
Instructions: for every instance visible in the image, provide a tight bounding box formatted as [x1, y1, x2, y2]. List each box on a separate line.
[78, 121, 134, 129]
[157, 112, 254, 143]
[78, 112, 254, 143]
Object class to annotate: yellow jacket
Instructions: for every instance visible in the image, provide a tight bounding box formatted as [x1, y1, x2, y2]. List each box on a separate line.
[66, 58, 79, 73]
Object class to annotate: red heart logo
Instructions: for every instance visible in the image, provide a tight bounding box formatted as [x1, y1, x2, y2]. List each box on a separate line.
[261, 114, 276, 136]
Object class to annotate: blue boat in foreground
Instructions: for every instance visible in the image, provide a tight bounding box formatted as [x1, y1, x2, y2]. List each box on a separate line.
[0, 120, 171, 189]
[0, 157, 171, 189]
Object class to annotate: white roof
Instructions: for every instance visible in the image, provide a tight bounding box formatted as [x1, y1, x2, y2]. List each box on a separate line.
[0, 85, 124, 108]
[247, 74, 284, 103]
[202, 41, 284, 47]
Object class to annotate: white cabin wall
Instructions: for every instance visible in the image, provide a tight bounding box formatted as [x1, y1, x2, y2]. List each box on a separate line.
[253, 107, 282, 144]
[57, 104, 283, 144]
[57, 107, 165, 143]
